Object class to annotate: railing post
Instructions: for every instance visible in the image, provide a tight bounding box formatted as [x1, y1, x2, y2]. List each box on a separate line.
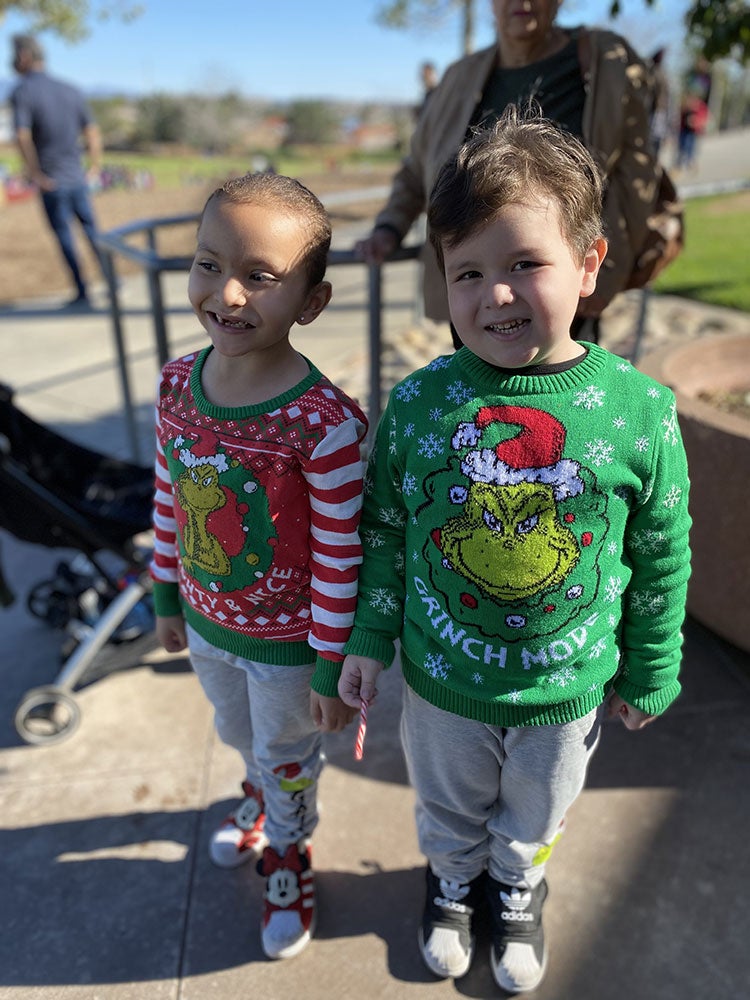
[367, 264, 383, 431]
[102, 249, 142, 463]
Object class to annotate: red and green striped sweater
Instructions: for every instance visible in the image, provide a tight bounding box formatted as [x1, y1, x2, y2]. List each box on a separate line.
[150, 348, 367, 696]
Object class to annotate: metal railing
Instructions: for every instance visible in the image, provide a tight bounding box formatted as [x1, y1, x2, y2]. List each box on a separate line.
[97, 215, 420, 463]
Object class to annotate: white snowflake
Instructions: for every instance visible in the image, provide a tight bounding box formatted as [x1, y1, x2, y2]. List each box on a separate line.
[647, 387, 661, 399]
[630, 590, 666, 616]
[635, 436, 650, 453]
[604, 576, 623, 602]
[379, 506, 407, 527]
[613, 416, 626, 429]
[364, 474, 375, 496]
[584, 439, 615, 466]
[630, 528, 666, 554]
[663, 484, 683, 509]
[507, 689, 522, 703]
[401, 472, 418, 495]
[608, 613, 617, 628]
[395, 379, 422, 402]
[394, 550, 405, 573]
[662, 402, 679, 446]
[548, 667, 577, 688]
[616, 362, 632, 374]
[369, 588, 400, 615]
[417, 432, 443, 459]
[404, 422, 415, 437]
[446, 380, 474, 405]
[589, 637, 607, 659]
[364, 530, 386, 548]
[573, 385, 606, 409]
[429, 407, 443, 421]
[607, 541, 618, 556]
[425, 652, 451, 680]
[472, 672, 484, 685]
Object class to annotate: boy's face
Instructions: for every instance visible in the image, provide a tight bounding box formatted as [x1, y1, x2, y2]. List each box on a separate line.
[188, 197, 328, 363]
[443, 197, 605, 369]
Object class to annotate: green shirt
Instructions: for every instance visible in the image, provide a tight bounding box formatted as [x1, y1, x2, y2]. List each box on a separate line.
[345, 344, 691, 726]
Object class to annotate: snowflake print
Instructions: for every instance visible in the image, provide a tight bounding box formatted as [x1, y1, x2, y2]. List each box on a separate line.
[630, 590, 666, 616]
[446, 380, 473, 405]
[472, 672, 484, 685]
[604, 576, 623, 602]
[573, 385, 606, 409]
[662, 402, 679, 446]
[647, 387, 661, 399]
[379, 506, 407, 527]
[613, 416, 626, 429]
[589, 638, 607, 659]
[507, 690, 522, 703]
[395, 379, 422, 402]
[417, 432, 443, 459]
[429, 408, 443, 421]
[369, 588, 400, 615]
[607, 541, 618, 556]
[425, 652, 451, 680]
[663, 484, 683, 508]
[548, 667, 577, 688]
[584, 439, 615, 466]
[401, 472, 418, 495]
[635, 436, 650, 453]
[608, 613, 617, 628]
[404, 422, 415, 437]
[630, 528, 666, 554]
[364, 530, 386, 548]
[427, 356, 451, 371]
[393, 550, 405, 573]
[363, 473, 375, 496]
[616, 362, 632, 374]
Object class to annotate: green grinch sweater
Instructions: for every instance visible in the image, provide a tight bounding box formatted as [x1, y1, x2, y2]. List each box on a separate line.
[345, 344, 692, 726]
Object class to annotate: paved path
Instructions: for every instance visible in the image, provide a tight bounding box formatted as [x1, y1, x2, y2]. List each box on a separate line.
[0, 128, 749, 1000]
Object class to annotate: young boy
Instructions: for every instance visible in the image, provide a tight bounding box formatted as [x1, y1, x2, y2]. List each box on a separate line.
[150, 172, 367, 960]
[339, 109, 691, 993]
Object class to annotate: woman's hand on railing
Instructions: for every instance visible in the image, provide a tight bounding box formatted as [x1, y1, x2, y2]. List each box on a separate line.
[354, 227, 399, 265]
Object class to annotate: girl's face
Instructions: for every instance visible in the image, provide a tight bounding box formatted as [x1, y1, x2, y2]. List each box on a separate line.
[492, 0, 562, 45]
[188, 197, 327, 364]
[443, 196, 605, 369]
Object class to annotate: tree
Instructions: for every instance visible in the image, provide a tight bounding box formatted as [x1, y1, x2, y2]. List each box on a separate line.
[284, 101, 341, 146]
[0, 0, 142, 42]
[375, 0, 749, 64]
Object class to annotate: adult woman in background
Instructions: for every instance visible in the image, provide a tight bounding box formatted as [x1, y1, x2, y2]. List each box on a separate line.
[356, 0, 659, 344]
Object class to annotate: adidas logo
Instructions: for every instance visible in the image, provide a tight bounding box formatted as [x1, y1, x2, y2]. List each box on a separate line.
[434, 895, 470, 914]
[500, 888, 531, 911]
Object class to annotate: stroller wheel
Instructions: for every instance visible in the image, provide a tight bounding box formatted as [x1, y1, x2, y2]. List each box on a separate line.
[14, 686, 81, 745]
[27, 580, 76, 629]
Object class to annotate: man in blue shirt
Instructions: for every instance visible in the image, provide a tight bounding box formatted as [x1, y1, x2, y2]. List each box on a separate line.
[11, 34, 105, 308]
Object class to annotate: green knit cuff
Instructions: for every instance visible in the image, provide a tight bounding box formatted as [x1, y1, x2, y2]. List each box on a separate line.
[311, 656, 343, 698]
[612, 677, 682, 717]
[152, 581, 182, 618]
[343, 628, 395, 668]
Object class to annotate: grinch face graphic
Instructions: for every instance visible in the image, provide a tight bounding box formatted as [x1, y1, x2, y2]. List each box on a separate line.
[419, 404, 609, 641]
[438, 479, 580, 602]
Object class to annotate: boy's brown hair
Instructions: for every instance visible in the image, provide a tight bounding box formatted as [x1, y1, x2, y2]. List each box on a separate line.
[428, 105, 604, 268]
[202, 172, 332, 288]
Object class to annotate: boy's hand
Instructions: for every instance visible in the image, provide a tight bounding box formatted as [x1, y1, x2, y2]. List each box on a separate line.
[310, 692, 358, 733]
[607, 693, 657, 731]
[338, 655, 384, 709]
[155, 614, 187, 653]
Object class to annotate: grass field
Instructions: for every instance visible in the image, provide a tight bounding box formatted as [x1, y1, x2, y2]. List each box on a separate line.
[654, 189, 750, 312]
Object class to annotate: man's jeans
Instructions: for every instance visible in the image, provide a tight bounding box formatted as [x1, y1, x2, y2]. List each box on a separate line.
[41, 184, 102, 297]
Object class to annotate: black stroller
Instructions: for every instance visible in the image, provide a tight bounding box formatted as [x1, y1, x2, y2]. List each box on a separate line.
[0, 383, 155, 745]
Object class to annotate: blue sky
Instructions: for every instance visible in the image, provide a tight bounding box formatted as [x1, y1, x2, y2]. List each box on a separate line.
[3, 0, 690, 103]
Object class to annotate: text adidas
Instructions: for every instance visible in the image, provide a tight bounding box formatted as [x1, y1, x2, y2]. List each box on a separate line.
[501, 910, 534, 922]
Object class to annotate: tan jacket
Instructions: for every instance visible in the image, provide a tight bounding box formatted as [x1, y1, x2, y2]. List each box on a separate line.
[375, 28, 658, 322]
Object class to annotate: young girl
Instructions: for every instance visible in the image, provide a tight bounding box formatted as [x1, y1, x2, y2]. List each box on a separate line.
[151, 172, 367, 960]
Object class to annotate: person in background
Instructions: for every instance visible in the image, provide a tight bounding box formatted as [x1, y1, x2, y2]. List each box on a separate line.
[151, 172, 367, 960]
[10, 33, 105, 309]
[356, 0, 660, 347]
[416, 60, 440, 118]
[341, 109, 691, 993]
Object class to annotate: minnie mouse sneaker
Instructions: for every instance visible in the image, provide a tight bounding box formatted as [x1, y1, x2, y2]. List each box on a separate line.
[209, 781, 268, 869]
[257, 841, 316, 959]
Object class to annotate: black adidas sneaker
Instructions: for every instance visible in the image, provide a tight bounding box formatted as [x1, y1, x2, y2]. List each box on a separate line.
[418, 867, 484, 979]
[486, 876, 549, 993]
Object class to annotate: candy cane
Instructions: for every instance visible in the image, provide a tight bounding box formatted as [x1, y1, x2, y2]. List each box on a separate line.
[354, 697, 368, 761]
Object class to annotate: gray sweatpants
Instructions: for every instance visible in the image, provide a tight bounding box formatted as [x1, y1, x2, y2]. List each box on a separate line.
[401, 684, 603, 889]
[187, 625, 323, 852]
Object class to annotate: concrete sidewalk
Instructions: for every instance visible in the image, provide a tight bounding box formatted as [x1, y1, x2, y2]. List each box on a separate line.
[1, 167, 750, 997]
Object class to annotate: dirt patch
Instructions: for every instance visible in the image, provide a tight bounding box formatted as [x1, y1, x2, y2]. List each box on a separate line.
[0, 167, 395, 306]
[698, 388, 750, 420]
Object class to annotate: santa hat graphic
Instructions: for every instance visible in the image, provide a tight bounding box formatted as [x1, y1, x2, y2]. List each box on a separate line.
[450, 405, 584, 502]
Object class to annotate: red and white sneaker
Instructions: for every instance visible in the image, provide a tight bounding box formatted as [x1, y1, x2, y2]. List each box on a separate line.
[209, 781, 268, 869]
[258, 841, 316, 959]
